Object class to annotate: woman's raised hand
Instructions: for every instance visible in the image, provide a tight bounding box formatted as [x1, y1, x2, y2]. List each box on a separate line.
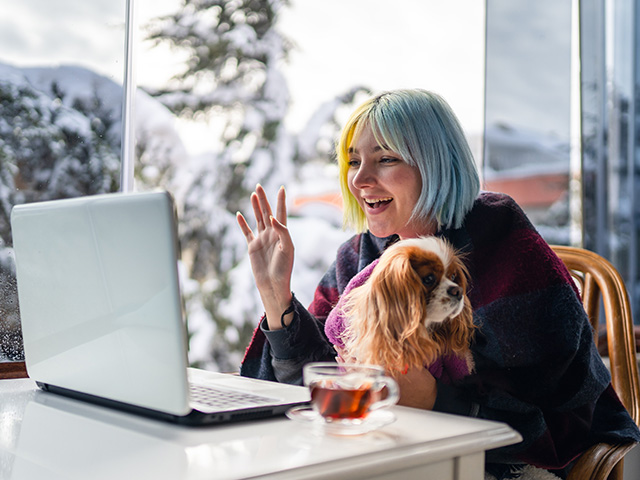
[236, 185, 294, 330]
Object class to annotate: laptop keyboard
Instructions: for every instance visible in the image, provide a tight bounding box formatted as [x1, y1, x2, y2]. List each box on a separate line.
[189, 383, 276, 411]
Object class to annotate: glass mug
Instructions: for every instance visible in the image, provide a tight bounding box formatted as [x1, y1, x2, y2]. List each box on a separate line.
[302, 362, 399, 424]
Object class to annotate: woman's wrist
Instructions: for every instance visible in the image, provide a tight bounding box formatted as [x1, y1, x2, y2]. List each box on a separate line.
[263, 291, 294, 331]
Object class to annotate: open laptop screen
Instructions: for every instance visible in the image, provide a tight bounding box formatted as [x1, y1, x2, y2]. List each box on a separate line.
[11, 191, 191, 415]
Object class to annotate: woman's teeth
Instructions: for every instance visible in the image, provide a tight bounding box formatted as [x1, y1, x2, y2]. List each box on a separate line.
[365, 198, 392, 208]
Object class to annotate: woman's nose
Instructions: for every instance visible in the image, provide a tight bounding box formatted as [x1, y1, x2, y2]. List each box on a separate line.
[351, 162, 376, 188]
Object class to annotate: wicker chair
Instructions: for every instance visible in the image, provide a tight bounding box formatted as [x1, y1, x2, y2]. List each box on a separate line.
[551, 245, 640, 480]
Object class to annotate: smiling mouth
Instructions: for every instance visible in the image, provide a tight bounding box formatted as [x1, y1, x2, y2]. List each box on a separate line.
[365, 197, 392, 209]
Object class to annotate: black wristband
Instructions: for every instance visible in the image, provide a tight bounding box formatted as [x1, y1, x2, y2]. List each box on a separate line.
[280, 294, 295, 329]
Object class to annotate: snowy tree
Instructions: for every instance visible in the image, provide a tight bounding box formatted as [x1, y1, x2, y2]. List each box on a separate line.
[0, 80, 120, 238]
[144, 0, 294, 371]
[144, 0, 369, 370]
[146, 0, 293, 197]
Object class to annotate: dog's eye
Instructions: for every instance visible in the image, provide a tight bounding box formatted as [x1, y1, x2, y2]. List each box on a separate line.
[422, 274, 436, 287]
[450, 273, 457, 282]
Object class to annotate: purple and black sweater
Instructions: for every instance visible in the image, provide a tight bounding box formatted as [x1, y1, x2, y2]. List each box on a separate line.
[240, 192, 640, 472]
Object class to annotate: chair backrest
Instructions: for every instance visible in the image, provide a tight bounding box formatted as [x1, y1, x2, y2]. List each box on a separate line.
[552, 246, 639, 480]
[551, 245, 640, 426]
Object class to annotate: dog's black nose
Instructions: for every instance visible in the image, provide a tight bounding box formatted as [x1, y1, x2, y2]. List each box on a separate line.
[447, 285, 462, 300]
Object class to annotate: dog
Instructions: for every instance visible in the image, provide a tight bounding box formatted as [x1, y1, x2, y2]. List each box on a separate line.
[338, 236, 475, 375]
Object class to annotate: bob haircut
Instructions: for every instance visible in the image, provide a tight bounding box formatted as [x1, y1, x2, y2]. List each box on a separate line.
[337, 89, 480, 233]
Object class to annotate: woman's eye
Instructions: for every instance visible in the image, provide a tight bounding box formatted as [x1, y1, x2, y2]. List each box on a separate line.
[348, 159, 360, 167]
[380, 156, 399, 164]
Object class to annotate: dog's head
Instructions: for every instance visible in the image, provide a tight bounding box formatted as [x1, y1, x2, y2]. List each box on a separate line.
[393, 237, 469, 326]
[341, 236, 475, 372]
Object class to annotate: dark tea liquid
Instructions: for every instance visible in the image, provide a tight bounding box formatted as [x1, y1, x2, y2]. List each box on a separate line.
[310, 380, 374, 420]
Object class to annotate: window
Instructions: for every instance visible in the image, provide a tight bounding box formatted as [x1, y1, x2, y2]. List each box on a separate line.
[484, 0, 576, 245]
[485, 0, 639, 323]
[0, 1, 127, 363]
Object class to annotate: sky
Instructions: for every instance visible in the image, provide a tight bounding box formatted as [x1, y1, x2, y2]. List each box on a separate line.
[277, 0, 485, 133]
[0, 0, 126, 83]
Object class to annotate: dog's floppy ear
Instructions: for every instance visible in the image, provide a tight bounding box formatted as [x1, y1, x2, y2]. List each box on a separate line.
[370, 248, 431, 342]
[432, 297, 474, 353]
[342, 247, 432, 371]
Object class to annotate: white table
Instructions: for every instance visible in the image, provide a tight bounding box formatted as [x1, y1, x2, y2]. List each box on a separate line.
[0, 378, 521, 480]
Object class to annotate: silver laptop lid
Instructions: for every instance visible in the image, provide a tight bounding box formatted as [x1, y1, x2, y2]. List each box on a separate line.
[11, 191, 192, 416]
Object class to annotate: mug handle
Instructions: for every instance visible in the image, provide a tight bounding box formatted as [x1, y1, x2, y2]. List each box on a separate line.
[370, 375, 399, 411]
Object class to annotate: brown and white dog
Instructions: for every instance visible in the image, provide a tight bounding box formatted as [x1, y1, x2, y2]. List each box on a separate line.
[340, 236, 475, 373]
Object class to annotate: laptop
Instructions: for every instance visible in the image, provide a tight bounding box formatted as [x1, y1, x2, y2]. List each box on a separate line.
[10, 191, 309, 425]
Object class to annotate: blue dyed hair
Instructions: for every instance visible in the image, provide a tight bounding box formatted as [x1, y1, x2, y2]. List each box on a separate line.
[337, 89, 480, 232]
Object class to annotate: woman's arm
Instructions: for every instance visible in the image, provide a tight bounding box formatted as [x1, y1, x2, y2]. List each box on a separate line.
[240, 233, 386, 383]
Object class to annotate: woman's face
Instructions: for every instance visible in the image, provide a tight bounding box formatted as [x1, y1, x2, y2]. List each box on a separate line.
[347, 124, 435, 239]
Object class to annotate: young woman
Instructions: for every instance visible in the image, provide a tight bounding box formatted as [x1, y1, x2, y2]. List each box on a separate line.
[236, 89, 639, 479]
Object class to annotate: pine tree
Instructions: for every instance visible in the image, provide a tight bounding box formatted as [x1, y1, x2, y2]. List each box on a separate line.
[144, 0, 294, 371]
[145, 0, 369, 370]
[146, 0, 293, 208]
[0, 80, 120, 244]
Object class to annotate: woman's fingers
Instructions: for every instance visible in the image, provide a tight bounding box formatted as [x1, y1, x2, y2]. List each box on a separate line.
[243, 184, 286, 237]
[236, 212, 254, 242]
[250, 192, 266, 232]
[334, 345, 345, 363]
[270, 215, 293, 252]
[275, 186, 287, 227]
[255, 184, 274, 228]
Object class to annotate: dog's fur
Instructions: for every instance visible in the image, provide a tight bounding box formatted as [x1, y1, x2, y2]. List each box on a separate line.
[340, 236, 475, 373]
